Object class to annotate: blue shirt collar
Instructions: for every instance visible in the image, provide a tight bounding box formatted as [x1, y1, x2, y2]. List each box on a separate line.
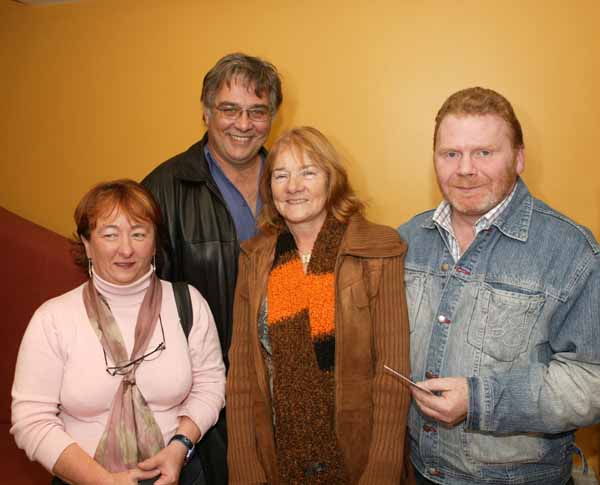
[203, 144, 264, 243]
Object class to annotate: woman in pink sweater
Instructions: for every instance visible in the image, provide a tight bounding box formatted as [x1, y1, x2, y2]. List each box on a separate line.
[11, 180, 225, 485]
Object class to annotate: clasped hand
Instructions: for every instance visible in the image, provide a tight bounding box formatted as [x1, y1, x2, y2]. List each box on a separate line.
[111, 442, 187, 485]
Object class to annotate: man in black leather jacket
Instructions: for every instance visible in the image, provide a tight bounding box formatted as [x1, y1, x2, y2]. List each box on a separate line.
[142, 53, 283, 485]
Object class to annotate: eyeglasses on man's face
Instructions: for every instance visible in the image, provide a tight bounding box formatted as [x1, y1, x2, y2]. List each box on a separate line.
[104, 315, 166, 376]
[214, 103, 272, 122]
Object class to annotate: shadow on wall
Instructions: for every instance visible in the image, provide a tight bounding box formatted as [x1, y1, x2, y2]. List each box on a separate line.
[518, 106, 545, 202]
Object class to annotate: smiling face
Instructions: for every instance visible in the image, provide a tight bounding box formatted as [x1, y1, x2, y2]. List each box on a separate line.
[434, 114, 524, 226]
[204, 78, 272, 169]
[271, 148, 329, 235]
[82, 209, 156, 285]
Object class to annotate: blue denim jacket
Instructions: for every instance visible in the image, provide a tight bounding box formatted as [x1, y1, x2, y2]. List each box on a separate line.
[398, 179, 600, 484]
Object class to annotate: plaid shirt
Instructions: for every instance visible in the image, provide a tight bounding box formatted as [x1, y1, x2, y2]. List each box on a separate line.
[432, 184, 517, 261]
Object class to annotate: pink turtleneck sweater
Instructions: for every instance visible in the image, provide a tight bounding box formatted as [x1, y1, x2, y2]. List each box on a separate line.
[10, 269, 225, 473]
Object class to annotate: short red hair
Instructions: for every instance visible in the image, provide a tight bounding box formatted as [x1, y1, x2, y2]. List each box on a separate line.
[72, 179, 162, 267]
[434, 87, 524, 149]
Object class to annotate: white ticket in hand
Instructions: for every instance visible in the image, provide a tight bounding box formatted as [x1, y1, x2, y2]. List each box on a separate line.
[383, 365, 434, 395]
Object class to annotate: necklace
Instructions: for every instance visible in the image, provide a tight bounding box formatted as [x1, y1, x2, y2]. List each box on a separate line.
[300, 253, 312, 265]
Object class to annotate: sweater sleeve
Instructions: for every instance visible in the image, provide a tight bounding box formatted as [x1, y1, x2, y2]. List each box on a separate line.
[359, 252, 411, 485]
[177, 286, 226, 437]
[10, 302, 76, 473]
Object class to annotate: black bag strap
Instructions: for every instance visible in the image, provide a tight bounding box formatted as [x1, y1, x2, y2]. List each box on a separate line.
[173, 281, 193, 340]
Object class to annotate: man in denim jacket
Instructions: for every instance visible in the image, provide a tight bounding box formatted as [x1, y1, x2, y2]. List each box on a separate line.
[398, 87, 600, 485]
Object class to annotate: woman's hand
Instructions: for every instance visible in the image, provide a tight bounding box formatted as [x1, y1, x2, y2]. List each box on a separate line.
[111, 467, 161, 485]
[52, 443, 160, 485]
[137, 442, 187, 485]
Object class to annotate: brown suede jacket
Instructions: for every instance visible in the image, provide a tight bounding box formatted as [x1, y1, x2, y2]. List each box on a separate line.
[226, 213, 411, 485]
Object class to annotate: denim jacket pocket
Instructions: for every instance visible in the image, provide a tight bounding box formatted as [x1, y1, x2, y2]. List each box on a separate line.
[404, 270, 426, 334]
[468, 284, 545, 362]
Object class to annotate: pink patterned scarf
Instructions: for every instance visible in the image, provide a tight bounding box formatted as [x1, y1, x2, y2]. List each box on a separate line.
[82, 272, 165, 472]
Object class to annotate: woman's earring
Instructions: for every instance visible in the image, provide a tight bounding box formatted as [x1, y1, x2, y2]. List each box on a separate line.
[152, 254, 156, 272]
[88, 258, 93, 278]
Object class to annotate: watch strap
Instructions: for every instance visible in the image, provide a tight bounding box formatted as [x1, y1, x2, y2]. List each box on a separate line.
[168, 434, 195, 463]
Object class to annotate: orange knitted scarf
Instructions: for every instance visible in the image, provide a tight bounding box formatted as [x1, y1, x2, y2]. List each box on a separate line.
[266, 216, 348, 483]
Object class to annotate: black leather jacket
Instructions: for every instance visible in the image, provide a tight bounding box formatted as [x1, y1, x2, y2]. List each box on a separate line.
[142, 134, 267, 362]
[142, 134, 266, 484]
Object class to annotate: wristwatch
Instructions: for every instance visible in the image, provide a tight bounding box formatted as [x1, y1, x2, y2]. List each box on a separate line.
[168, 434, 195, 464]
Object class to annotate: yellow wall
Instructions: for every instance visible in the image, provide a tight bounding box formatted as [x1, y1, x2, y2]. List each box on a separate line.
[1, 0, 599, 475]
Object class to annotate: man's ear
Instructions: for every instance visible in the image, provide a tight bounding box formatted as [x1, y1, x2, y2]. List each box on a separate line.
[515, 147, 525, 175]
[202, 105, 211, 125]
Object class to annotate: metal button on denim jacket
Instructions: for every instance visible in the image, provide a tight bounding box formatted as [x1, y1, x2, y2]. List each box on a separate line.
[399, 179, 600, 485]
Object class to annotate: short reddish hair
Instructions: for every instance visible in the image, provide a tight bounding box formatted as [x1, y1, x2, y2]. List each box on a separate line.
[434, 87, 524, 149]
[72, 179, 162, 267]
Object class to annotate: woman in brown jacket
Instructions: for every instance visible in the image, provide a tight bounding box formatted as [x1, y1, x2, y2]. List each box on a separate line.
[226, 126, 411, 484]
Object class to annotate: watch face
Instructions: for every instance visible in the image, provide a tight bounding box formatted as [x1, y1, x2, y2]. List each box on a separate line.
[185, 447, 194, 464]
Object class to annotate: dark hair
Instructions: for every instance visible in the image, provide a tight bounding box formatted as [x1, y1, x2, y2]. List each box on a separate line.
[434, 87, 524, 149]
[71, 179, 163, 268]
[258, 126, 364, 233]
[201, 52, 283, 114]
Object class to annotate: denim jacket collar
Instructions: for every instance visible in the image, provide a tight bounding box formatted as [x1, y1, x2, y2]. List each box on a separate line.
[421, 177, 533, 243]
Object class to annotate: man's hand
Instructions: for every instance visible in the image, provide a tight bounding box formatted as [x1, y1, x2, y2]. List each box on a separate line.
[412, 376, 469, 426]
[137, 442, 187, 485]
